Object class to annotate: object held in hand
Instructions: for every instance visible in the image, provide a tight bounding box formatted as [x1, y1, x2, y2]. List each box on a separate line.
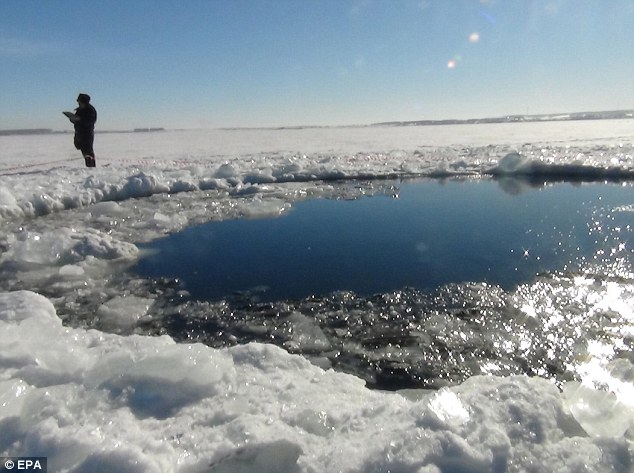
[63, 111, 78, 123]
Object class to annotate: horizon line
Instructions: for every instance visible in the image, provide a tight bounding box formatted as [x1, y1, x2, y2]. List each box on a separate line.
[2, 108, 633, 135]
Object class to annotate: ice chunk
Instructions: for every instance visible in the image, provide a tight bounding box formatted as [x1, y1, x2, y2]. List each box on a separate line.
[215, 163, 237, 179]
[59, 264, 85, 277]
[0, 291, 87, 388]
[427, 389, 470, 426]
[185, 440, 302, 473]
[5, 228, 138, 270]
[89, 201, 125, 217]
[100, 372, 215, 419]
[84, 342, 233, 419]
[0, 379, 30, 416]
[487, 152, 528, 174]
[72, 449, 158, 473]
[0, 290, 58, 323]
[237, 197, 291, 219]
[283, 408, 335, 436]
[150, 211, 188, 231]
[170, 179, 197, 193]
[120, 172, 170, 198]
[284, 312, 331, 353]
[562, 381, 634, 437]
[96, 296, 153, 331]
[8, 230, 77, 267]
[0, 186, 20, 217]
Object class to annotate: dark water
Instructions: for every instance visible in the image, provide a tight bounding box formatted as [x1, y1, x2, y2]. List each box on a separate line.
[133, 179, 634, 389]
[134, 179, 634, 302]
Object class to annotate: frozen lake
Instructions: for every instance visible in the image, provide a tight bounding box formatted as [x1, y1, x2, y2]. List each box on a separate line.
[2, 121, 634, 472]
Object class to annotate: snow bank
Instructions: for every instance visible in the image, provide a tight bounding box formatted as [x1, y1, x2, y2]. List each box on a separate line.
[2, 145, 632, 224]
[487, 152, 634, 180]
[1, 123, 633, 223]
[1, 290, 632, 473]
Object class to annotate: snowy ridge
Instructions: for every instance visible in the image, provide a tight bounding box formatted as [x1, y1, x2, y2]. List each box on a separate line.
[487, 151, 634, 180]
[1, 290, 632, 473]
[1, 121, 632, 222]
[2, 143, 633, 223]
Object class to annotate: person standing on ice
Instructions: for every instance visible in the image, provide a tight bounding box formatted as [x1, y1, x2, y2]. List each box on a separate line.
[64, 93, 97, 167]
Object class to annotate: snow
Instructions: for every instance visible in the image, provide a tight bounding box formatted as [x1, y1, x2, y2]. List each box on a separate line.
[1, 290, 632, 473]
[1, 120, 634, 471]
[1, 121, 633, 223]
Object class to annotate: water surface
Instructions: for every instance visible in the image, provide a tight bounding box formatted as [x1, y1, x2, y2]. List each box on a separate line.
[135, 179, 634, 301]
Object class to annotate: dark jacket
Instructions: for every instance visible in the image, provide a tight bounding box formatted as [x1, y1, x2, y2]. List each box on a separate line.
[74, 104, 97, 136]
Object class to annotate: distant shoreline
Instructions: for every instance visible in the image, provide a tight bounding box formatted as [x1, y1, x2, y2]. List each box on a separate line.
[0, 128, 166, 137]
[1, 109, 633, 136]
[372, 109, 634, 127]
[214, 109, 634, 131]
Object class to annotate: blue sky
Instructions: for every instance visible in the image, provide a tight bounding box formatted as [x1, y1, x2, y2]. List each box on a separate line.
[2, 0, 634, 130]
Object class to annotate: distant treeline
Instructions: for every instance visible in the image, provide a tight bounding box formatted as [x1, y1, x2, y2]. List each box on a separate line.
[2, 109, 633, 136]
[0, 128, 166, 136]
[0, 129, 54, 136]
[374, 109, 634, 127]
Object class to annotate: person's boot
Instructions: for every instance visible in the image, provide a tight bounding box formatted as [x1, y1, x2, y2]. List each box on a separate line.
[84, 156, 96, 167]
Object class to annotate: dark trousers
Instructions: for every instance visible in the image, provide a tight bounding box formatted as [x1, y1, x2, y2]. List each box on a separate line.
[74, 133, 96, 167]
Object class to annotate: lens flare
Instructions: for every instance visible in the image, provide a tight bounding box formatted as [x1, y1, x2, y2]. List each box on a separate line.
[447, 55, 462, 69]
[469, 32, 480, 43]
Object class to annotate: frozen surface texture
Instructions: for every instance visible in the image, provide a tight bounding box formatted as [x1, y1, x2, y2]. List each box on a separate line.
[1, 290, 632, 473]
[1, 122, 634, 471]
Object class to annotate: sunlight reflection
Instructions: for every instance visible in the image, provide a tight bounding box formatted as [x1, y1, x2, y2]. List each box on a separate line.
[514, 257, 634, 402]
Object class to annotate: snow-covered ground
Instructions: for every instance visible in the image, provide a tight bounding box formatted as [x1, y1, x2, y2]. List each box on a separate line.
[1, 120, 634, 472]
